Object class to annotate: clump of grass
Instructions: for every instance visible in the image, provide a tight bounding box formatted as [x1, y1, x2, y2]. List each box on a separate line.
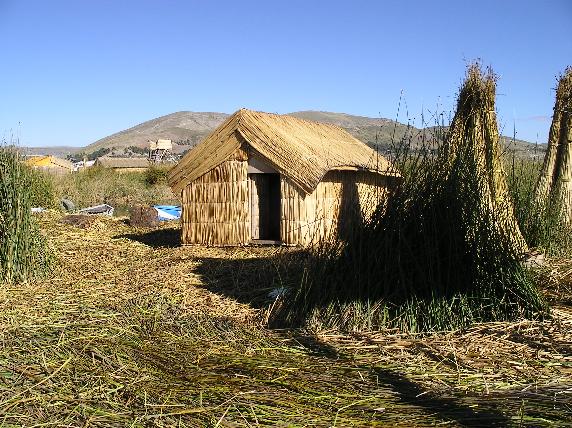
[274, 64, 546, 333]
[143, 165, 169, 186]
[0, 147, 52, 283]
[27, 168, 58, 208]
[507, 156, 572, 254]
[53, 166, 178, 209]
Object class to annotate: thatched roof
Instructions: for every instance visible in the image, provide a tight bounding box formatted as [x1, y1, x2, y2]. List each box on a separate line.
[95, 157, 150, 169]
[25, 155, 74, 170]
[168, 108, 399, 194]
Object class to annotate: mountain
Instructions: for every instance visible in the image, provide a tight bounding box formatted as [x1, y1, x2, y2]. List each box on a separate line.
[20, 146, 79, 158]
[84, 111, 230, 155]
[52, 110, 545, 159]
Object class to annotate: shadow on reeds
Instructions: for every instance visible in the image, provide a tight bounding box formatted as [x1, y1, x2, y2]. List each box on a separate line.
[289, 333, 340, 359]
[116, 227, 180, 248]
[371, 368, 511, 426]
[193, 251, 307, 309]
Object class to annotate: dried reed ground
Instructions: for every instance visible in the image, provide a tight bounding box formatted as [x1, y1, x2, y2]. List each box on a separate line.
[0, 213, 571, 426]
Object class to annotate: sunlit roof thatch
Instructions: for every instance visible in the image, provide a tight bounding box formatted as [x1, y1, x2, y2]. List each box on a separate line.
[168, 108, 399, 194]
[95, 157, 150, 169]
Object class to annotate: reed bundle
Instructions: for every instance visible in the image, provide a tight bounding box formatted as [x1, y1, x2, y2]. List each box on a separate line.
[443, 65, 528, 254]
[505, 67, 572, 254]
[535, 68, 572, 223]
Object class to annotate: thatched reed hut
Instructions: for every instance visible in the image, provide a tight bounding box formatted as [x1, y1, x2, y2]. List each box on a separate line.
[25, 155, 74, 175]
[168, 108, 400, 246]
[95, 157, 150, 172]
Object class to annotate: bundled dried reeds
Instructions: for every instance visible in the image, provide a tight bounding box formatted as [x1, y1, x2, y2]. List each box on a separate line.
[444, 65, 528, 254]
[535, 68, 572, 223]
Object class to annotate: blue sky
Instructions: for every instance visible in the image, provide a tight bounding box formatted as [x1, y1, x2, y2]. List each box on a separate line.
[0, 0, 570, 147]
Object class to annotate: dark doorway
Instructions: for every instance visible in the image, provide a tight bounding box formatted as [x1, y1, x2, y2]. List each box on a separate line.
[249, 173, 280, 241]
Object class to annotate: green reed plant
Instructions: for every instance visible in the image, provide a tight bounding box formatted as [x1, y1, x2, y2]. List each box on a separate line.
[0, 148, 52, 283]
[144, 165, 169, 186]
[507, 156, 572, 254]
[27, 168, 58, 208]
[53, 166, 178, 209]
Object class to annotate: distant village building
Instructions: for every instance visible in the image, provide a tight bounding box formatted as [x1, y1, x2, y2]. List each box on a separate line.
[95, 157, 150, 172]
[73, 159, 96, 171]
[25, 155, 74, 174]
[149, 139, 173, 163]
[168, 109, 401, 246]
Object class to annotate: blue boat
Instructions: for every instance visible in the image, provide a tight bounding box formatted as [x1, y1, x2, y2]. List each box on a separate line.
[153, 205, 182, 221]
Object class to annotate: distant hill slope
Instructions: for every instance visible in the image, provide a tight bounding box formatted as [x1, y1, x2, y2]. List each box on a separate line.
[85, 112, 230, 154]
[78, 110, 544, 158]
[21, 146, 79, 158]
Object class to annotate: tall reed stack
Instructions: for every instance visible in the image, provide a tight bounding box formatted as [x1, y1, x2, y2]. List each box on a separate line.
[0, 148, 51, 283]
[534, 67, 572, 223]
[444, 65, 528, 254]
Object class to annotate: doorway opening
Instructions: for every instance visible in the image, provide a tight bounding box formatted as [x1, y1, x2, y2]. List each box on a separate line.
[249, 173, 281, 242]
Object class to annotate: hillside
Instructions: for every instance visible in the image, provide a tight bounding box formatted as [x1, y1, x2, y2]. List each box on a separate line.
[85, 111, 230, 154]
[21, 146, 80, 158]
[55, 110, 543, 159]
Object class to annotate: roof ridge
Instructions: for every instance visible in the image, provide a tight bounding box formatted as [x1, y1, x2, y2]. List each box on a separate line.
[249, 109, 355, 134]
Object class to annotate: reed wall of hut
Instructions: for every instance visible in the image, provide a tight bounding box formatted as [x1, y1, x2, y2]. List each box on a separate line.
[25, 156, 74, 175]
[180, 147, 394, 246]
[280, 170, 393, 245]
[33, 164, 72, 175]
[181, 148, 250, 246]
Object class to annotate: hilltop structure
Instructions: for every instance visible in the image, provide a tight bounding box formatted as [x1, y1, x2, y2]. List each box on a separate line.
[149, 139, 174, 163]
[168, 108, 400, 246]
